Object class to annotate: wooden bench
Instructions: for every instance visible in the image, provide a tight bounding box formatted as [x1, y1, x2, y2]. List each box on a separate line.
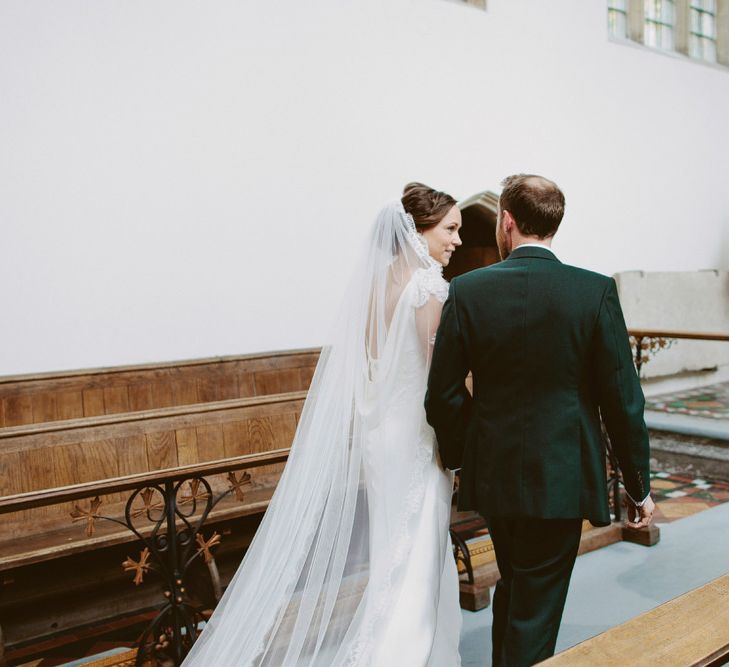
[0, 391, 304, 542]
[0, 452, 291, 666]
[0, 349, 319, 426]
[0, 344, 660, 658]
[540, 572, 729, 666]
[0, 393, 303, 654]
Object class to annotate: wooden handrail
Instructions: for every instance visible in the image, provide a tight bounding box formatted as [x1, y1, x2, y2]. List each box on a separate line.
[0, 448, 290, 515]
[628, 329, 729, 342]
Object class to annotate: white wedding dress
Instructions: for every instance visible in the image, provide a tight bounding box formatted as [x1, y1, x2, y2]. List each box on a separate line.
[182, 202, 462, 666]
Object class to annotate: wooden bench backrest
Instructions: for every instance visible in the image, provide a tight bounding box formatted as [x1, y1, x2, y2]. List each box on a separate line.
[0, 349, 319, 427]
[0, 392, 305, 535]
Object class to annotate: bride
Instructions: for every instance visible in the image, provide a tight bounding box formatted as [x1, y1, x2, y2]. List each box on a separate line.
[182, 183, 464, 666]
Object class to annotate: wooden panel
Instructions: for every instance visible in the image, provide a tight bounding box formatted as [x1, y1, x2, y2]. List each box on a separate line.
[222, 420, 251, 458]
[103, 386, 130, 415]
[196, 377, 222, 403]
[175, 427, 199, 466]
[298, 366, 316, 391]
[245, 416, 274, 454]
[149, 382, 174, 409]
[108, 436, 147, 517]
[31, 394, 57, 423]
[0, 450, 20, 496]
[169, 380, 198, 407]
[3, 395, 33, 427]
[0, 395, 303, 500]
[53, 439, 121, 512]
[82, 389, 105, 417]
[254, 369, 301, 395]
[128, 383, 153, 411]
[151, 380, 174, 408]
[145, 431, 177, 470]
[52, 440, 119, 487]
[237, 372, 256, 398]
[0, 451, 20, 536]
[217, 375, 239, 401]
[56, 391, 84, 420]
[265, 413, 297, 476]
[21, 446, 58, 491]
[116, 434, 149, 478]
[195, 423, 225, 461]
[19, 447, 59, 523]
[0, 350, 321, 426]
[245, 413, 296, 477]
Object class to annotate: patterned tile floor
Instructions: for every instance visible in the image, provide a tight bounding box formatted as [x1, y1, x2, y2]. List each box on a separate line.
[645, 381, 729, 419]
[449, 469, 729, 578]
[650, 470, 729, 523]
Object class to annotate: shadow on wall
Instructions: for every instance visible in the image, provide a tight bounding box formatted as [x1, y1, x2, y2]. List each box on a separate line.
[446, 191, 501, 282]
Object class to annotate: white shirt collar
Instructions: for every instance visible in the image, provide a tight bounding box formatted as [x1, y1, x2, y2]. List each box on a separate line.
[515, 243, 557, 259]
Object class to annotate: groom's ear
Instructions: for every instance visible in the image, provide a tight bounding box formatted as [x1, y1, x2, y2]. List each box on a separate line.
[502, 210, 516, 232]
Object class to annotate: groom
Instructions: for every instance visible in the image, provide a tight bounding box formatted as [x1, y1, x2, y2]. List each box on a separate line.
[425, 174, 653, 666]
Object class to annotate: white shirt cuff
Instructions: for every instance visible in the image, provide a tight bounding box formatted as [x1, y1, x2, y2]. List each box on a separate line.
[625, 490, 650, 507]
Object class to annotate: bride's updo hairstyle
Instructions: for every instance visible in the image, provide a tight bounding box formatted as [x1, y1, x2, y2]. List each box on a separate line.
[401, 182, 456, 230]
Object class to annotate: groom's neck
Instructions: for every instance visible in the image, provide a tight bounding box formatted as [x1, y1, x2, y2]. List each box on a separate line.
[511, 234, 554, 251]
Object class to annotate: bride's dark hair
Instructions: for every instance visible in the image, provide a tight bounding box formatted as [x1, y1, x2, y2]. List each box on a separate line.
[401, 182, 457, 229]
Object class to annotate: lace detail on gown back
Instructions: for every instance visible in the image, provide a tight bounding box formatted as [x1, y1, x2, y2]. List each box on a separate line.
[343, 266, 461, 666]
[411, 264, 449, 308]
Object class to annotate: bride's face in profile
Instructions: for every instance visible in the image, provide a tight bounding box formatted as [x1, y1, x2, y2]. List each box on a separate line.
[420, 205, 462, 266]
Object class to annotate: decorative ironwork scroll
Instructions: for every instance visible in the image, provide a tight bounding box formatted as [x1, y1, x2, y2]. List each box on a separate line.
[68, 472, 252, 666]
[629, 334, 675, 375]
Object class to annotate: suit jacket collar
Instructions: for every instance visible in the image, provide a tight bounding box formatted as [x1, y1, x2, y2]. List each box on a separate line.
[506, 245, 560, 263]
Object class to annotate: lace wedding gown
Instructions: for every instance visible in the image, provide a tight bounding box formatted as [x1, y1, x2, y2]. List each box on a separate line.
[182, 202, 462, 666]
[357, 261, 462, 666]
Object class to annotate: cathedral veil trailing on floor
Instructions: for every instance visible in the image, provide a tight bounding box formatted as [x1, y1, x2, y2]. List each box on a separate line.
[182, 201, 461, 665]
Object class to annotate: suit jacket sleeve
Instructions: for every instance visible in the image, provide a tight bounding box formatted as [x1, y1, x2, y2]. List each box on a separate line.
[594, 278, 651, 502]
[425, 279, 473, 470]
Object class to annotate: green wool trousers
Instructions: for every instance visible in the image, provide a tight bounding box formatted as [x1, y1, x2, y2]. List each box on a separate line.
[486, 516, 583, 667]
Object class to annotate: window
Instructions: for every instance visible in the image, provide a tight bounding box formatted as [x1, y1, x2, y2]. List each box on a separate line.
[607, 0, 728, 67]
[609, 0, 629, 38]
[689, 0, 718, 61]
[644, 0, 677, 50]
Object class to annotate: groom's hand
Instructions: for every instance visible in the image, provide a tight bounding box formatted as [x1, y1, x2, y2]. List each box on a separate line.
[624, 494, 655, 530]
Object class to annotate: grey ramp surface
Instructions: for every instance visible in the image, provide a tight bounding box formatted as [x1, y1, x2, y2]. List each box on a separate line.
[458, 501, 729, 665]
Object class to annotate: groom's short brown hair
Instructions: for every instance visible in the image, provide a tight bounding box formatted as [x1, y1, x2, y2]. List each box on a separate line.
[499, 174, 565, 238]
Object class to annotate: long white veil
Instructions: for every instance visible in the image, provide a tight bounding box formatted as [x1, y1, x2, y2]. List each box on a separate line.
[183, 200, 448, 666]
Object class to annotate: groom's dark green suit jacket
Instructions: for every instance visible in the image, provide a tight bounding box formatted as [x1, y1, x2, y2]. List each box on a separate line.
[425, 245, 650, 527]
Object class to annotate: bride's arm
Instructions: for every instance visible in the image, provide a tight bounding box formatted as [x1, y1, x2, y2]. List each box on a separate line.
[424, 280, 473, 470]
[415, 293, 444, 370]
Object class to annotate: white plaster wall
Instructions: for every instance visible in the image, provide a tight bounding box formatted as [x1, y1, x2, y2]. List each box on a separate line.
[1, 0, 728, 375]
